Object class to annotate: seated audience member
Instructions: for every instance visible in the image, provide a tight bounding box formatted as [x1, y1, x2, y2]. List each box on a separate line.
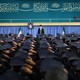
[45, 67, 68, 80]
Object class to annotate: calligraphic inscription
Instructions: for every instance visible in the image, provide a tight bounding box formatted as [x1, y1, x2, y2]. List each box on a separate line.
[0, 2, 80, 13]
[51, 3, 60, 8]
[0, 3, 19, 12]
[22, 3, 30, 8]
[61, 2, 80, 12]
[33, 3, 48, 12]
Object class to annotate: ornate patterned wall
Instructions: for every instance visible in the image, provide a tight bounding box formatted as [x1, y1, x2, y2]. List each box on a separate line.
[0, 0, 80, 22]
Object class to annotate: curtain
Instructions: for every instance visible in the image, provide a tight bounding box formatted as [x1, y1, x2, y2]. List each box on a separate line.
[0, 26, 80, 37]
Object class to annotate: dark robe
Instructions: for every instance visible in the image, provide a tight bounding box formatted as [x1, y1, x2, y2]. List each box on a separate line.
[37, 28, 44, 34]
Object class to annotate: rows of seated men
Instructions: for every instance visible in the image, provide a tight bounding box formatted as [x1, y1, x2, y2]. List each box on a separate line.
[36, 33, 80, 80]
[0, 33, 80, 80]
[0, 33, 39, 80]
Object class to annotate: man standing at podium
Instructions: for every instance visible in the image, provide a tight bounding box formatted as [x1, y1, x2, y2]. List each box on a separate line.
[37, 25, 44, 34]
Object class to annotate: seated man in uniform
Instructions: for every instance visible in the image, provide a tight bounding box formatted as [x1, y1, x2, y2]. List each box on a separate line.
[45, 67, 68, 80]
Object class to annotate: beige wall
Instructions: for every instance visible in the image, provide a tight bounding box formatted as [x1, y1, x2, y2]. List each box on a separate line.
[0, 22, 80, 26]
